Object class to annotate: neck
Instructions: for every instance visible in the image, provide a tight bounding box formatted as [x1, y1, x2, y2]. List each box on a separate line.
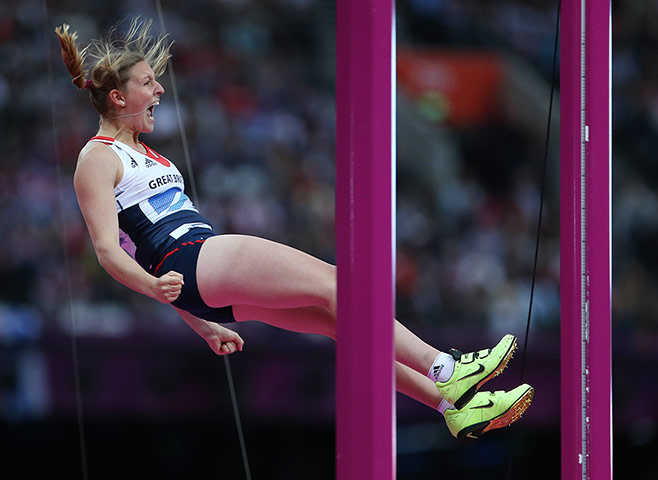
[98, 121, 140, 148]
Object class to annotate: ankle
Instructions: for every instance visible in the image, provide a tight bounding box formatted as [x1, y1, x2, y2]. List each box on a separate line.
[427, 351, 456, 383]
[437, 397, 455, 415]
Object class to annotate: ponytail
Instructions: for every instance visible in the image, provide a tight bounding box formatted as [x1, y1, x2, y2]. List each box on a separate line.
[54, 24, 89, 90]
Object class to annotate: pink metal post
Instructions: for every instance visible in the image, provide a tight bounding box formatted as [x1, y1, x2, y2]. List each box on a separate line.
[560, 1, 612, 478]
[335, 0, 396, 479]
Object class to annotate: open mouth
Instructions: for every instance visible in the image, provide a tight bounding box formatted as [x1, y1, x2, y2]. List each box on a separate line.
[147, 101, 159, 119]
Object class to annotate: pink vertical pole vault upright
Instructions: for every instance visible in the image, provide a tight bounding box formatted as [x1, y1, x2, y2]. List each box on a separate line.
[335, 0, 396, 479]
[560, 0, 612, 479]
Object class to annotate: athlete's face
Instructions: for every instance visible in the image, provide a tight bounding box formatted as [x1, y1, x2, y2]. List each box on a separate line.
[117, 60, 164, 133]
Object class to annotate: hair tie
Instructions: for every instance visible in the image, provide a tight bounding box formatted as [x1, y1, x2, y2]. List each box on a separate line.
[85, 79, 92, 90]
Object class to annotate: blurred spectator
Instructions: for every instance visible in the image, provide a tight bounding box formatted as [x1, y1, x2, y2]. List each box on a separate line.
[0, 0, 653, 379]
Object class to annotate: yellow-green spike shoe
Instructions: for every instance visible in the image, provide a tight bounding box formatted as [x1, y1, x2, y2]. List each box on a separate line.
[444, 384, 534, 440]
[436, 333, 517, 409]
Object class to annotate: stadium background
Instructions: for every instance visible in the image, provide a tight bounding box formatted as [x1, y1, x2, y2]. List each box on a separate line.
[1, 0, 656, 477]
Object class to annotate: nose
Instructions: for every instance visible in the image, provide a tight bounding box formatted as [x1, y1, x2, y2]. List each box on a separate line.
[155, 80, 164, 96]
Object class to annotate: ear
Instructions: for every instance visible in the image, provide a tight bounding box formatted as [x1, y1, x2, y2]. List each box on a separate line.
[109, 89, 126, 108]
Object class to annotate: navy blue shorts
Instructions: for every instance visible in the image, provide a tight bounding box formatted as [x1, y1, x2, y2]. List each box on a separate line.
[152, 231, 235, 324]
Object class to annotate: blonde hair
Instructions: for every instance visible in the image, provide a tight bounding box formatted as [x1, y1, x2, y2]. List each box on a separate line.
[55, 18, 172, 118]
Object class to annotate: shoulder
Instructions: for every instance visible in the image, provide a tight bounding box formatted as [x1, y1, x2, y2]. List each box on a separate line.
[75, 141, 123, 188]
[78, 140, 118, 165]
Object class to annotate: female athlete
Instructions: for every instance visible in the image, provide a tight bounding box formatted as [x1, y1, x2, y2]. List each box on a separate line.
[55, 19, 533, 440]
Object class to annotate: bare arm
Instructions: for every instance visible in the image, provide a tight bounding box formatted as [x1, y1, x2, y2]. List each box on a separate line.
[74, 143, 183, 303]
[174, 307, 244, 355]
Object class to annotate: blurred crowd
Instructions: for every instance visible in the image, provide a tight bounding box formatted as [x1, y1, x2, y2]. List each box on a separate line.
[0, 0, 656, 347]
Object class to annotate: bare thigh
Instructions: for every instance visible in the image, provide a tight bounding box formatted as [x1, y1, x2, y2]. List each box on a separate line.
[196, 234, 336, 312]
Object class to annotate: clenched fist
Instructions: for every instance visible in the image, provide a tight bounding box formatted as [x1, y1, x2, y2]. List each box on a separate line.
[152, 270, 184, 303]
